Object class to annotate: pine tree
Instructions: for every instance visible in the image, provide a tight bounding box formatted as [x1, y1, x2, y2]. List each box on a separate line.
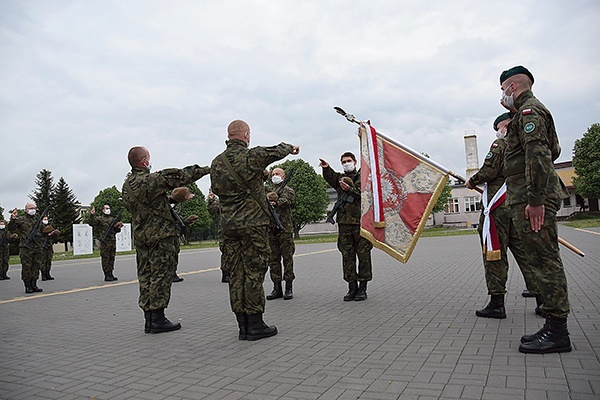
[30, 169, 55, 214]
[52, 177, 81, 250]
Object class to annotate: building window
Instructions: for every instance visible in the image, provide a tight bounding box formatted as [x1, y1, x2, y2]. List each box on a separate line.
[464, 196, 482, 213]
[445, 197, 460, 214]
[564, 196, 571, 207]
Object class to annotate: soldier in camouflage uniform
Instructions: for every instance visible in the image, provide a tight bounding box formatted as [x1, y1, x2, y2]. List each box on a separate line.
[40, 215, 60, 281]
[210, 119, 299, 341]
[207, 192, 230, 283]
[8, 203, 45, 293]
[265, 167, 296, 300]
[89, 205, 123, 281]
[0, 219, 17, 280]
[320, 152, 373, 302]
[122, 146, 210, 334]
[500, 66, 571, 354]
[467, 113, 541, 319]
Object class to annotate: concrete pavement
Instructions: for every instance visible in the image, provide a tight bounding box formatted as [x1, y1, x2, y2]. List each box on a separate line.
[0, 224, 598, 400]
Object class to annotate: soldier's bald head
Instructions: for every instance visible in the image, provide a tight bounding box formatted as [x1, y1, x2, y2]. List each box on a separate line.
[272, 167, 285, 178]
[128, 146, 149, 167]
[227, 120, 250, 142]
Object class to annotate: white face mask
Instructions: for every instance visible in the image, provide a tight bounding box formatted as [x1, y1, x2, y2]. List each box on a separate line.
[271, 175, 283, 185]
[42, 219, 49, 225]
[342, 161, 356, 173]
[104, 209, 111, 215]
[27, 209, 36, 216]
[501, 85, 515, 109]
[0, 224, 5, 230]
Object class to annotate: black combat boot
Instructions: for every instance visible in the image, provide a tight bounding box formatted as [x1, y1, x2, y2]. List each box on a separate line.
[221, 270, 230, 283]
[150, 309, 181, 334]
[475, 294, 506, 319]
[343, 281, 358, 301]
[266, 282, 283, 300]
[235, 313, 248, 340]
[25, 281, 34, 294]
[104, 274, 114, 281]
[31, 279, 43, 292]
[519, 317, 572, 354]
[534, 296, 546, 317]
[521, 319, 550, 343]
[283, 281, 293, 300]
[172, 273, 184, 282]
[144, 310, 152, 333]
[521, 289, 536, 298]
[46, 271, 54, 280]
[109, 272, 118, 281]
[1, 272, 9, 280]
[246, 313, 277, 341]
[41, 271, 48, 281]
[355, 281, 368, 301]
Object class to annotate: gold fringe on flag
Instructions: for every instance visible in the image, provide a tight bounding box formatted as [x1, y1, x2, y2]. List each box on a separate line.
[486, 249, 501, 261]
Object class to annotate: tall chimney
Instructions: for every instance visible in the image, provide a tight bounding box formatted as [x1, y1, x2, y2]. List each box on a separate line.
[464, 131, 479, 179]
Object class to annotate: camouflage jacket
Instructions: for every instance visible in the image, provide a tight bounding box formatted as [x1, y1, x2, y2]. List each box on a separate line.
[266, 181, 295, 232]
[468, 138, 507, 203]
[210, 139, 295, 231]
[504, 90, 567, 206]
[89, 213, 121, 243]
[0, 228, 16, 250]
[322, 166, 362, 225]
[7, 213, 44, 248]
[122, 165, 210, 246]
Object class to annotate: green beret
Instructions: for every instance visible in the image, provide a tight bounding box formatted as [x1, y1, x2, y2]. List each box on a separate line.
[493, 113, 511, 131]
[500, 65, 534, 85]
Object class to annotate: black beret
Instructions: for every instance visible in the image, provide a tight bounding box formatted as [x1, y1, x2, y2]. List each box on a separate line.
[493, 113, 511, 131]
[500, 65, 534, 85]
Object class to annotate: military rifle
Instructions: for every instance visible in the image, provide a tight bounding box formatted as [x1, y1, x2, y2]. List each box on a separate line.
[326, 191, 355, 225]
[24, 205, 50, 249]
[267, 199, 285, 231]
[101, 209, 123, 243]
[170, 203, 186, 234]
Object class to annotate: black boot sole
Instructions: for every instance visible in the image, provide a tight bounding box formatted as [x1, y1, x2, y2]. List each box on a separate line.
[475, 311, 506, 319]
[518, 344, 572, 354]
[247, 328, 277, 341]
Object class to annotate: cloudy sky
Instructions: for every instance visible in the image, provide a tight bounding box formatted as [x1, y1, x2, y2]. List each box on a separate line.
[1, 0, 599, 216]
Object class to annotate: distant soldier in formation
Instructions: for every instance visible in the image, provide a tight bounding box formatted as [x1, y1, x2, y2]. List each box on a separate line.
[207, 191, 230, 283]
[265, 167, 296, 300]
[466, 113, 541, 319]
[0, 219, 17, 280]
[89, 204, 123, 281]
[500, 65, 571, 354]
[122, 146, 210, 334]
[40, 215, 60, 281]
[320, 152, 372, 302]
[169, 186, 200, 283]
[8, 203, 45, 293]
[210, 119, 299, 341]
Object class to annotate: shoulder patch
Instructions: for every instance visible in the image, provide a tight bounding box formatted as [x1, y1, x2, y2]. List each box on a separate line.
[522, 109, 532, 115]
[485, 151, 493, 159]
[524, 122, 535, 133]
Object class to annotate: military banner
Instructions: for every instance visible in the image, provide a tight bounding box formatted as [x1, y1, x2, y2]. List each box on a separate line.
[359, 122, 449, 263]
[72, 224, 93, 255]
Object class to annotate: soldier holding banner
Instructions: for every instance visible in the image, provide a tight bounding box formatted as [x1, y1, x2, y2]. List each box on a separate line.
[320, 152, 372, 302]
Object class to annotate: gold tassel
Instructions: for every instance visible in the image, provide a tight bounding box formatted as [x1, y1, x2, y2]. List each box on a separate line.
[486, 249, 501, 261]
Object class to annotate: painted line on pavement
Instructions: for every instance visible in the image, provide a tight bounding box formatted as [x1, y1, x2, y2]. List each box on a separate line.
[574, 227, 600, 236]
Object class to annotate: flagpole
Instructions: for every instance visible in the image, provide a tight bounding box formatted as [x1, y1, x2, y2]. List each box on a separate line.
[333, 106, 585, 258]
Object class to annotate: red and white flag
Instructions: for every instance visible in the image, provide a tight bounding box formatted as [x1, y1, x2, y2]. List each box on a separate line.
[359, 122, 450, 263]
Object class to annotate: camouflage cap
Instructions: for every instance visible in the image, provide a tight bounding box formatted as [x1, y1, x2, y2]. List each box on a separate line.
[266, 192, 279, 202]
[493, 113, 511, 131]
[171, 187, 190, 203]
[500, 65, 534, 85]
[42, 225, 55, 234]
[341, 177, 355, 187]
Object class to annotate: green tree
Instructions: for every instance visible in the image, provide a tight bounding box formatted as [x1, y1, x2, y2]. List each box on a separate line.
[0, 205, 4, 220]
[572, 123, 600, 199]
[87, 186, 131, 227]
[30, 169, 55, 214]
[272, 159, 329, 238]
[52, 177, 81, 250]
[432, 182, 453, 214]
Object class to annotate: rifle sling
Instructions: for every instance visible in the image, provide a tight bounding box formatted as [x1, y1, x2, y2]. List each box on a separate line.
[218, 153, 272, 220]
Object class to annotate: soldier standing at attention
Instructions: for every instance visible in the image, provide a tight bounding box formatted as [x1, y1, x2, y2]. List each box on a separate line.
[8, 203, 45, 293]
[0, 219, 17, 280]
[89, 205, 123, 282]
[500, 65, 571, 354]
[40, 215, 60, 281]
[122, 146, 210, 334]
[210, 119, 299, 341]
[265, 167, 296, 301]
[207, 191, 230, 283]
[319, 152, 373, 302]
[466, 113, 541, 319]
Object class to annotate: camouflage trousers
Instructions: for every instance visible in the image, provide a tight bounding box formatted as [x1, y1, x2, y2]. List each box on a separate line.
[135, 236, 178, 311]
[510, 200, 570, 318]
[221, 226, 270, 315]
[0, 245, 9, 276]
[477, 205, 539, 296]
[337, 224, 373, 282]
[41, 246, 54, 273]
[99, 240, 116, 274]
[18, 245, 43, 282]
[268, 229, 295, 283]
